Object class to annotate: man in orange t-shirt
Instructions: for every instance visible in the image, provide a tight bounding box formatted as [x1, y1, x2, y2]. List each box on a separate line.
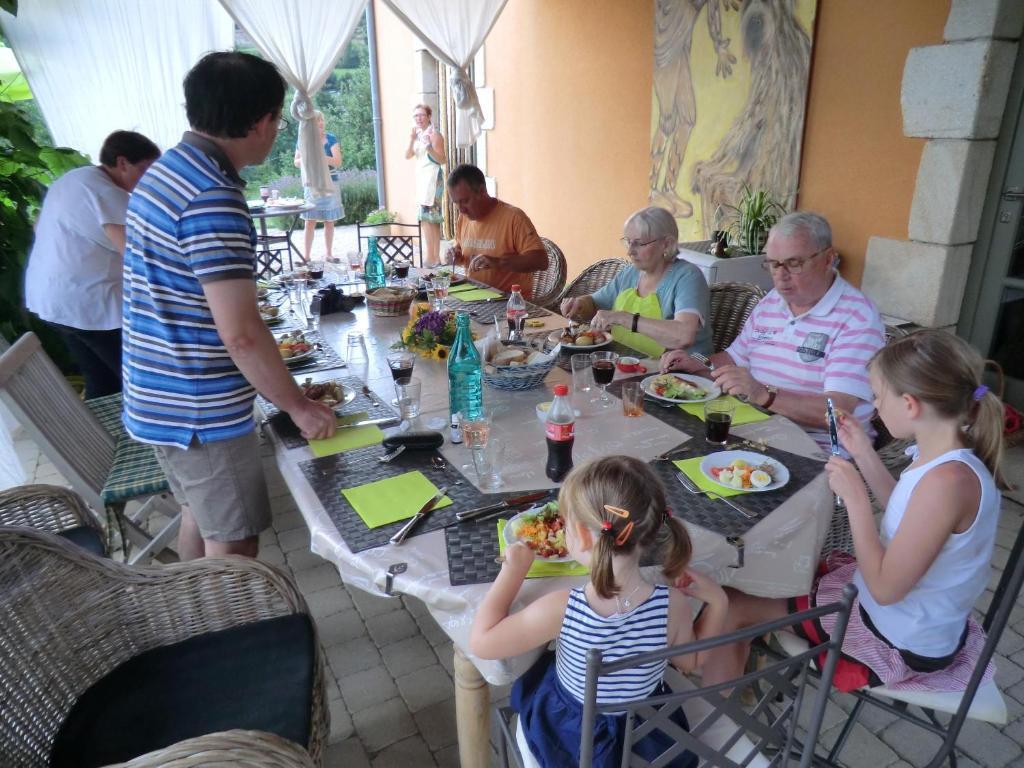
[447, 164, 547, 299]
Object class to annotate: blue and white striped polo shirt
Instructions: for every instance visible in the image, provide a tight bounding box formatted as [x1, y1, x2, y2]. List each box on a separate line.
[122, 132, 258, 448]
[555, 585, 670, 705]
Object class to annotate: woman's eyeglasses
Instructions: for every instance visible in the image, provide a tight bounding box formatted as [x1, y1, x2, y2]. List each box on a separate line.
[761, 248, 829, 274]
[620, 237, 660, 251]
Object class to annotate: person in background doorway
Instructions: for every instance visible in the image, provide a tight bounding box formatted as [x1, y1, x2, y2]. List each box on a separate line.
[294, 110, 343, 263]
[405, 103, 447, 266]
[25, 130, 160, 399]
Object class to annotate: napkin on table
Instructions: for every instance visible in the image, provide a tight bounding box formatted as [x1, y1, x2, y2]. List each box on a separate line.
[342, 471, 453, 528]
[677, 396, 771, 426]
[673, 457, 747, 498]
[308, 412, 384, 457]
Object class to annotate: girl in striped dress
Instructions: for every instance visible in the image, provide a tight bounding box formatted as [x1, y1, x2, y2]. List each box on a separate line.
[470, 456, 728, 768]
[702, 330, 1007, 694]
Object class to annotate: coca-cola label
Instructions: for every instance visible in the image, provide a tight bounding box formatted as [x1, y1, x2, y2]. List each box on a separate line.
[546, 422, 574, 441]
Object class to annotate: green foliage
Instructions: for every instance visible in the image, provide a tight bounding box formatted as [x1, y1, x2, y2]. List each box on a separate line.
[718, 186, 788, 256]
[1, 1, 18, 16]
[0, 98, 89, 368]
[363, 207, 400, 225]
[340, 170, 380, 224]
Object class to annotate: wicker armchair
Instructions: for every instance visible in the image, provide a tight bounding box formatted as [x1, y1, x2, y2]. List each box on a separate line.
[552, 257, 630, 310]
[0, 484, 106, 555]
[531, 237, 567, 309]
[107, 730, 316, 768]
[0, 527, 328, 768]
[708, 281, 767, 352]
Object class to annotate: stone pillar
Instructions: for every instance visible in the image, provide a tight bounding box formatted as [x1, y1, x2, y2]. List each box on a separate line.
[413, 49, 440, 118]
[861, 0, 1022, 327]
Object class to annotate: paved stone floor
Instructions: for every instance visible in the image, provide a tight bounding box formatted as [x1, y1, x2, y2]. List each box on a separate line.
[8, 399, 1024, 766]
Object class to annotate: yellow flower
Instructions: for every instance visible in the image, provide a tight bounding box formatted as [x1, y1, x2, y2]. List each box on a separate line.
[433, 345, 449, 362]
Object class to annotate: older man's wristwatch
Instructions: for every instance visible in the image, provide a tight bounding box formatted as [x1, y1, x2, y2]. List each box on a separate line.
[762, 384, 778, 410]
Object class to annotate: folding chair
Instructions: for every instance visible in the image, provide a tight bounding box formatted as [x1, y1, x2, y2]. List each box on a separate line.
[0, 333, 179, 562]
[495, 584, 857, 767]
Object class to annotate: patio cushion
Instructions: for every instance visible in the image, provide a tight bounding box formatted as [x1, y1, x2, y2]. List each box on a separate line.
[57, 525, 105, 557]
[50, 613, 315, 768]
[99, 436, 169, 506]
[84, 392, 126, 441]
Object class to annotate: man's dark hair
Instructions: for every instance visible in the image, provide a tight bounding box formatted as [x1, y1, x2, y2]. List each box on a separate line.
[99, 131, 160, 166]
[184, 51, 286, 139]
[447, 163, 486, 190]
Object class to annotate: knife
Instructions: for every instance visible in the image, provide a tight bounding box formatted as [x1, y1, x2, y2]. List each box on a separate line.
[455, 490, 552, 522]
[337, 416, 400, 430]
[390, 486, 448, 545]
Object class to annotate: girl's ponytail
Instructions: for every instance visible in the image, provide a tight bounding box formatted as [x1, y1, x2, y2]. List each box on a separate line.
[969, 388, 1009, 489]
[660, 514, 693, 582]
[590, 530, 617, 600]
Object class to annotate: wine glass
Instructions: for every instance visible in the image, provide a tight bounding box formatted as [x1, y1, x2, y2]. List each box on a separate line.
[430, 274, 450, 311]
[590, 351, 619, 406]
[259, 186, 270, 204]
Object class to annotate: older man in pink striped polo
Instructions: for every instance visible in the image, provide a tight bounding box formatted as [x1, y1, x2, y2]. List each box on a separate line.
[661, 211, 885, 453]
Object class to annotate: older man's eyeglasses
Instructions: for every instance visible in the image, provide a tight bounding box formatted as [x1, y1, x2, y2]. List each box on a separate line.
[761, 248, 829, 274]
[277, 116, 291, 131]
[620, 237, 661, 251]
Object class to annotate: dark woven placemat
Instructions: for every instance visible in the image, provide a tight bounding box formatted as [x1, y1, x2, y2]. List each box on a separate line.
[259, 374, 398, 449]
[298, 445, 489, 552]
[446, 517, 503, 586]
[446, 294, 551, 324]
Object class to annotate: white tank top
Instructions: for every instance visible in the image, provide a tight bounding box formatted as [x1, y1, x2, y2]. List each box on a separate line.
[853, 447, 999, 657]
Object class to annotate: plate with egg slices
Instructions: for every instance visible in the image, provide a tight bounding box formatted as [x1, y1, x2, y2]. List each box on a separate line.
[699, 451, 789, 493]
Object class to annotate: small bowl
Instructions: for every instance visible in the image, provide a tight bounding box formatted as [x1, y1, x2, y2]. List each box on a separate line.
[536, 401, 552, 423]
[617, 356, 647, 374]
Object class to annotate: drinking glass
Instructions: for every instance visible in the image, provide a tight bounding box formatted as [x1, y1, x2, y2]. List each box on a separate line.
[258, 186, 270, 204]
[392, 259, 411, 285]
[395, 378, 422, 421]
[621, 381, 644, 417]
[570, 353, 596, 415]
[345, 332, 369, 363]
[269, 189, 281, 204]
[430, 274, 450, 311]
[704, 398, 736, 445]
[589, 351, 619, 406]
[306, 293, 322, 333]
[472, 437, 504, 491]
[386, 351, 416, 385]
[460, 412, 491, 476]
[346, 250, 363, 275]
[308, 258, 325, 283]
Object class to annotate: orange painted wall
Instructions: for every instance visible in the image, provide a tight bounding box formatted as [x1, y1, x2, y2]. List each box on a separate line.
[798, 0, 949, 284]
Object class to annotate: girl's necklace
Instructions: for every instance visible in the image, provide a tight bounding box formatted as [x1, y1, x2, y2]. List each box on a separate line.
[615, 583, 645, 614]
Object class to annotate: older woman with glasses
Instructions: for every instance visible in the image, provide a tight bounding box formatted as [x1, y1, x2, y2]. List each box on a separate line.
[661, 211, 885, 454]
[560, 206, 712, 359]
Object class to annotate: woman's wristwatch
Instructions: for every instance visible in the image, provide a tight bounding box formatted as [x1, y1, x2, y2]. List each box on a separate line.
[630, 313, 640, 333]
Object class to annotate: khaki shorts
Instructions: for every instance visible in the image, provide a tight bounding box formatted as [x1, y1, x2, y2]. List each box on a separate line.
[155, 431, 271, 542]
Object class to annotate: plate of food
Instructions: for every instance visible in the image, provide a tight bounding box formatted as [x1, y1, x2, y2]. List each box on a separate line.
[503, 503, 574, 562]
[548, 325, 612, 350]
[276, 331, 316, 365]
[259, 303, 283, 324]
[699, 451, 789, 493]
[418, 270, 468, 289]
[641, 373, 719, 404]
[267, 196, 306, 209]
[298, 378, 355, 408]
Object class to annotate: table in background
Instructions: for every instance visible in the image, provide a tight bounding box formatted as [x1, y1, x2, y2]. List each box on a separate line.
[260, 290, 832, 768]
[250, 202, 315, 278]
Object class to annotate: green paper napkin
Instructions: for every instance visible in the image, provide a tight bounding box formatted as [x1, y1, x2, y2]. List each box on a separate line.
[677, 396, 771, 426]
[308, 412, 384, 457]
[497, 519, 589, 579]
[447, 282, 480, 294]
[452, 288, 503, 302]
[673, 457, 747, 497]
[342, 471, 453, 528]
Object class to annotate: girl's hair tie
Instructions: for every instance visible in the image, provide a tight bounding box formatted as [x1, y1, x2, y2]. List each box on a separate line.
[600, 521, 614, 536]
[602, 505, 633, 546]
[663, 509, 672, 524]
[972, 384, 989, 401]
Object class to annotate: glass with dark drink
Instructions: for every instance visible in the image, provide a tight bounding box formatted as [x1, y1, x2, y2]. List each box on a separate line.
[703, 398, 736, 445]
[308, 259, 325, 281]
[386, 351, 416, 384]
[589, 350, 618, 407]
[393, 260, 410, 280]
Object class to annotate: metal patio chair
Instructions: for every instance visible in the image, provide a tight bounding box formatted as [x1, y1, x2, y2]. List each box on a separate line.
[0, 483, 106, 556]
[552, 257, 631, 311]
[357, 221, 423, 266]
[709, 282, 767, 353]
[0, 333, 179, 562]
[531, 237, 568, 310]
[495, 585, 857, 767]
[0, 527, 327, 768]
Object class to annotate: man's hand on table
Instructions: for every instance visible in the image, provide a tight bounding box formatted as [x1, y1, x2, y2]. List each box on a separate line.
[288, 398, 337, 440]
[468, 253, 496, 272]
[710, 364, 768, 404]
[659, 349, 707, 375]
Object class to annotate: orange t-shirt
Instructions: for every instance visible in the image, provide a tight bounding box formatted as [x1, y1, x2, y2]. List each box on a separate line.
[455, 200, 544, 299]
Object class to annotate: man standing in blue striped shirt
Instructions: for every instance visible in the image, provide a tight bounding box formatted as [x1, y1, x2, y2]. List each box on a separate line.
[123, 52, 336, 560]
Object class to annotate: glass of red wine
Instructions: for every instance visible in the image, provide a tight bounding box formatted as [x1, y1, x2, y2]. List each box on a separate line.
[259, 186, 270, 204]
[386, 351, 416, 404]
[589, 350, 619, 407]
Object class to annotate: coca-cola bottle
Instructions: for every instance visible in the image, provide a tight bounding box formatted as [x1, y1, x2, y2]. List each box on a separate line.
[545, 384, 575, 482]
[506, 284, 527, 342]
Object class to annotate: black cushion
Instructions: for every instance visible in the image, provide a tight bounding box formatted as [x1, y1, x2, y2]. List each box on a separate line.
[57, 525, 106, 557]
[51, 613, 315, 768]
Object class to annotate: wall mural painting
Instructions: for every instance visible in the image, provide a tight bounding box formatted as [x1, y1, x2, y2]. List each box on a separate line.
[650, 0, 818, 240]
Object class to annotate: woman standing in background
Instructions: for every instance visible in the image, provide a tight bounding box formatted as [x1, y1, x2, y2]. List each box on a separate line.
[406, 104, 446, 266]
[294, 110, 344, 263]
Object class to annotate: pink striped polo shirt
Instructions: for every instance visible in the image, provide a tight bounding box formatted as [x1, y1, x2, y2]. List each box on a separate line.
[726, 274, 885, 453]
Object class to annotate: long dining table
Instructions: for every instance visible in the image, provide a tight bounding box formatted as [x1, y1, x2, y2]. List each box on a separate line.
[258, 275, 834, 767]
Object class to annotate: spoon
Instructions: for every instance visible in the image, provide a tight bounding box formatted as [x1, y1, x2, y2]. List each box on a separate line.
[431, 455, 463, 485]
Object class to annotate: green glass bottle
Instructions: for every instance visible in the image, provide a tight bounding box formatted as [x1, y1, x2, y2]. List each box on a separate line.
[364, 236, 386, 291]
[447, 311, 483, 422]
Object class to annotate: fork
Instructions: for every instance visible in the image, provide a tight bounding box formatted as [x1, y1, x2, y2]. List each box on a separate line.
[676, 472, 756, 519]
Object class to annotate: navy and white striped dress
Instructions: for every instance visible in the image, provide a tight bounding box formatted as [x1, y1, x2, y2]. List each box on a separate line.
[511, 585, 696, 768]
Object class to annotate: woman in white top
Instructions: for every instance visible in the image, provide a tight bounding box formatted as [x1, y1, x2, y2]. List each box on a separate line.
[405, 104, 446, 266]
[702, 329, 1008, 693]
[24, 130, 159, 399]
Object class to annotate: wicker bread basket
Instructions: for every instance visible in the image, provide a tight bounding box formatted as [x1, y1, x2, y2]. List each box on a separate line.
[366, 287, 416, 317]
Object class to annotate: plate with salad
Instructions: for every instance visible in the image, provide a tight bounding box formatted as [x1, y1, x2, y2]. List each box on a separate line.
[641, 373, 719, 404]
[699, 451, 789, 493]
[503, 503, 574, 562]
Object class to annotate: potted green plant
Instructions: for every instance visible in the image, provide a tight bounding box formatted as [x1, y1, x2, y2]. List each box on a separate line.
[717, 185, 787, 256]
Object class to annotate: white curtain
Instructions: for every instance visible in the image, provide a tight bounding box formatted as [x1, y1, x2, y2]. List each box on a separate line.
[0, 1, 234, 160]
[219, 0, 367, 196]
[383, 0, 508, 148]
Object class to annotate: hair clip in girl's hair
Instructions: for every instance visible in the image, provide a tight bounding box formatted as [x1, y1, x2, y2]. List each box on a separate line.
[615, 522, 634, 547]
[972, 384, 989, 401]
[604, 505, 631, 519]
[663, 508, 672, 523]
